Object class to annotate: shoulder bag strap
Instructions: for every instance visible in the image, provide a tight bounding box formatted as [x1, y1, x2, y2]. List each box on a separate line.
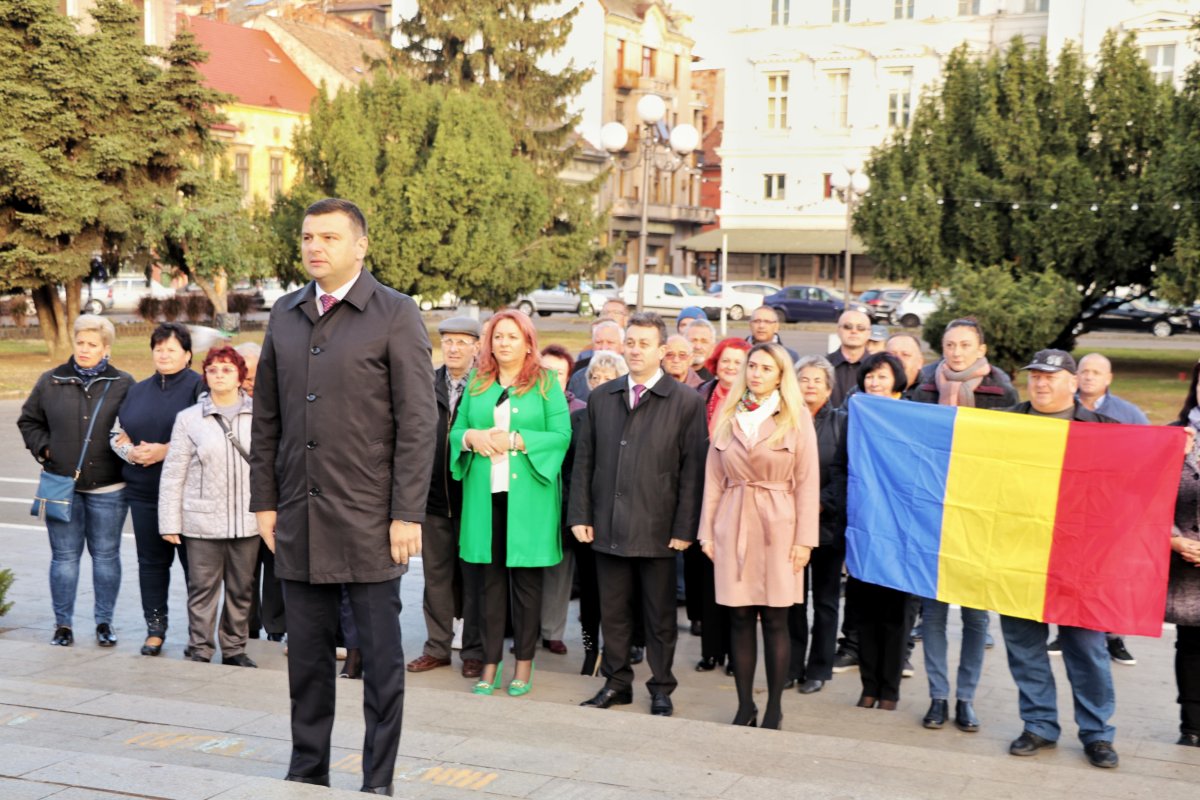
[213, 413, 252, 464]
[73, 381, 112, 480]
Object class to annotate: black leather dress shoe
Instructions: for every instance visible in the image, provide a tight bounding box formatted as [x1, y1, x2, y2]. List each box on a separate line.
[695, 656, 721, 672]
[690, 620, 702, 636]
[649, 691, 673, 716]
[284, 773, 330, 786]
[1009, 730, 1056, 756]
[95, 623, 117, 647]
[954, 700, 980, 732]
[266, 632, 285, 642]
[580, 687, 632, 709]
[798, 679, 824, 694]
[51, 626, 73, 647]
[629, 646, 645, 665]
[1083, 740, 1119, 768]
[361, 783, 394, 795]
[922, 699, 948, 729]
[221, 653, 258, 668]
[1177, 733, 1200, 747]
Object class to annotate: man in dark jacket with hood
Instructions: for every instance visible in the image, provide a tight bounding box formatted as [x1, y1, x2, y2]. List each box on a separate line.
[250, 198, 437, 795]
[999, 349, 1119, 771]
[569, 312, 707, 717]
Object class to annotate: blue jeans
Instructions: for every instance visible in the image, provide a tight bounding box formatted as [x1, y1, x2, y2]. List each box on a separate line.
[1000, 615, 1115, 745]
[921, 598, 989, 701]
[46, 489, 127, 628]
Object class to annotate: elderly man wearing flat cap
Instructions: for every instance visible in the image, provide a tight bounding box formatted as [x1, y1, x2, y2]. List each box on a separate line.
[999, 349, 1120, 770]
[406, 316, 485, 678]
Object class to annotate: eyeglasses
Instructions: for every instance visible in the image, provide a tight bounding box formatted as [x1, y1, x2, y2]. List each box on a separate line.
[840, 324, 870, 332]
[751, 318, 778, 325]
[205, 365, 239, 376]
[441, 338, 476, 350]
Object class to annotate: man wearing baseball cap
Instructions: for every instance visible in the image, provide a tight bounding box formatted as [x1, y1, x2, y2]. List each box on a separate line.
[407, 316, 484, 678]
[999, 348, 1119, 769]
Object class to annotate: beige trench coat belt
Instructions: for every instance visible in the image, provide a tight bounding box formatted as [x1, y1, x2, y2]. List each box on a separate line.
[722, 477, 795, 580]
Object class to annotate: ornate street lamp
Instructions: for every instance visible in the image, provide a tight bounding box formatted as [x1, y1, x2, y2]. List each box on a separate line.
[600, 94, 700, 311]
[829, 161, 871, 303]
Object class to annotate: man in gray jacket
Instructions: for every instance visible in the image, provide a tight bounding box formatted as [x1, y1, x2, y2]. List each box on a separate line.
[250, 198, 437, 795]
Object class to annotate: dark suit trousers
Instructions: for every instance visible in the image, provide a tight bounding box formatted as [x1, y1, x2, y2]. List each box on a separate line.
[463, 494, 543, 664]
[846, 577, 908, 702]
[595, 551, 678, 696]
[684, 544, 728, 661]
[282, 578, 404, 788]
[421, 512, 481, 661]
[788, 539, 845, 681]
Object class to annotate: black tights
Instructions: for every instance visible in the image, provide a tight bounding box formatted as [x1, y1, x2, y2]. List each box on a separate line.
[727, 605, 790, 729]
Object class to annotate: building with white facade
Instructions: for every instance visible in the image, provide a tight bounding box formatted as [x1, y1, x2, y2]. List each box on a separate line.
[686, 0, 1200, 290]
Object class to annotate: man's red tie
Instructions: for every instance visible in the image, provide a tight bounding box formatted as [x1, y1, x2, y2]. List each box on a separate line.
[320, 293, 338, 314]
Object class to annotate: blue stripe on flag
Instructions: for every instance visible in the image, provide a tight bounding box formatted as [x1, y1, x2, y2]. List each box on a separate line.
[845, 394, 954, 599]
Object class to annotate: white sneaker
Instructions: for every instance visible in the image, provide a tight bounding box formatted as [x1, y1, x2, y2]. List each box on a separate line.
[451, 617, 464, 651]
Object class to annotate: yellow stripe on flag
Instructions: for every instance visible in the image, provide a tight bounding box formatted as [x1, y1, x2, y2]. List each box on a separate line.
[938, 408, 1069, 618]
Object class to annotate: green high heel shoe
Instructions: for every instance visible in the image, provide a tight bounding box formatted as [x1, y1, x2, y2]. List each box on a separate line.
[472, 662, 503, 695]
[508, 663, 535, 697]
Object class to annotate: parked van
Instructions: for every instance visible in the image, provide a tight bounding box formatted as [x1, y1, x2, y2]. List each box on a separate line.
[620, 275, 709, 316]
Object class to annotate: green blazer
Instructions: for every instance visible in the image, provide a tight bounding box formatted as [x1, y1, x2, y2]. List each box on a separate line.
[450, 369, 571, 566]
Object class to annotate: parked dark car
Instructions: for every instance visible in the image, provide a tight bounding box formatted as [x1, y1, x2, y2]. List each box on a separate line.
[764, 285, 862, 323]
[1076, 296, 1189, 338]
[856, 288, 908, 323]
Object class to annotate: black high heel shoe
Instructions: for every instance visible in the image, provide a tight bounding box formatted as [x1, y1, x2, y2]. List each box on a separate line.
[732, 704, 758, 727]
[695, 655, 724, 672]
[580, 649, 600, 676]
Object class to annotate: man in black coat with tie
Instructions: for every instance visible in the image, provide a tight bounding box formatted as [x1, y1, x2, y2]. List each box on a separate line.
[569, 311, 707, 716]
[250, 198, 437, 795]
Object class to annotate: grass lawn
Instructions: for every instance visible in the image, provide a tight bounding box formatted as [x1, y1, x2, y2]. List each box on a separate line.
[0, 325, 594, 399]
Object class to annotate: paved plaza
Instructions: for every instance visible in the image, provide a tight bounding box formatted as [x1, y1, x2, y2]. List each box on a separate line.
[0, 398, 1198, 798]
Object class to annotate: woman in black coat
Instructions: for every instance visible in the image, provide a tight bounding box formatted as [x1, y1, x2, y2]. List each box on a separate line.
[787, 355, 848, 694]
[18, 315, 133, 648]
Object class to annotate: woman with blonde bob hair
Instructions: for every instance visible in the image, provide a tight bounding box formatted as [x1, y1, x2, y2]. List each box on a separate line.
[697, 342, 820, 729]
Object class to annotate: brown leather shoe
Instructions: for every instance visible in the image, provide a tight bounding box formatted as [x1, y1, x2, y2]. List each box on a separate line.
[406, 654, 451, 673]
[543, 639, 568, 655]
[461, 658, 483, 678]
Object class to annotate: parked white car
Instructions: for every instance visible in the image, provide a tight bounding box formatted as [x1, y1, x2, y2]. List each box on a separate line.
[512, 283, 582, 316]
[894, 290, 949, 328]
[620, 274, 709, 316]
[107, 276, 174, 312]
[702, 281, 781, 321]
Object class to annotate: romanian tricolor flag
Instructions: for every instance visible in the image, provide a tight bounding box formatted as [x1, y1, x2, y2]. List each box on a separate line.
[845, 394, 1184, 636]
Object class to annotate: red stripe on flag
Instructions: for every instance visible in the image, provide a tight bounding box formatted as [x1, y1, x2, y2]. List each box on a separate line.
[1043, 421, 1183, 637]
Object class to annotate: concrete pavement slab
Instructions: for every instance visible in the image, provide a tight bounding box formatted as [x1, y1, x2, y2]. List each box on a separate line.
[0, 776, 69, 800]
[0, 743, 72, 777]
[23, 753, 248, 800]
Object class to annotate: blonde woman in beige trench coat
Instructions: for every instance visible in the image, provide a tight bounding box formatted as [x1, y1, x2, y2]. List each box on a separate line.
[698, 342, 820, 730]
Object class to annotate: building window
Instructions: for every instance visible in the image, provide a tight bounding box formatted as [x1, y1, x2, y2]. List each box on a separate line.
[887, 69, 913, 128]
[957, 0, 980, 14]
[832, 0, 850, 23]
[828, 70, 849, 129]
[1023, 0, 1048, 11]
[269, 156, 284, 197]
[766, 73, 789, 129]
[894, 0, 913, 19]
[823, 172, 834, 199]
[641, 46, 656, 78]
[615, 99, 625, 123]
[771, 0, 789, 25]
[763, 173, 786, 200]
[819, 255, 844, 281]
[759, 254, 782, 280]
[1146, 44, 1176, 86]
[234, 152, 250, 195]
[674, 54, 681, 86]
[616, 39, 625, 70]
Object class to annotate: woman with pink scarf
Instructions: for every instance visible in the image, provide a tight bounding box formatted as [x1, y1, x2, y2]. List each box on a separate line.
[909, 318, 1018, 732]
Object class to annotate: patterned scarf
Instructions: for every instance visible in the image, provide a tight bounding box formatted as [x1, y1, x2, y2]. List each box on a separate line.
[71, 356, 109, 381]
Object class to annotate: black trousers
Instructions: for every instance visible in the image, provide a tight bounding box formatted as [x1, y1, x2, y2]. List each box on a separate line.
[595, 551, 678, 696]
[684, 544, 729, 661]
[281, 578, 404, 789]
[1179, 625, 1200, 736]
[249, 541, 285, 637]
[788, 538, 845, 681]
[127, 494, 188, 632]
[572, 535, 601, 650]
[421, 512, 482, 661]
[846, 577, 909, 702]
[463, 494, 543, 664]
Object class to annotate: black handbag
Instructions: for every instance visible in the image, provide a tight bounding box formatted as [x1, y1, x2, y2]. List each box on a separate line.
[31, 381, 112, 523]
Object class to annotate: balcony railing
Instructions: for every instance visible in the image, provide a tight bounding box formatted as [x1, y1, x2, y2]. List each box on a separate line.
[611, 198, 717, 225]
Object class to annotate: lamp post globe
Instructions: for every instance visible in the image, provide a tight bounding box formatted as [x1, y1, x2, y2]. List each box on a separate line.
[668, 123, 699, 155]
[636, 93, 667, 125]
[600, 121, 629, 153]
[850, 171, 871, 195]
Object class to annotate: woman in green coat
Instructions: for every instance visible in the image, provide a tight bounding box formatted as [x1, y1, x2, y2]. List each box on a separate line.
[451, 310, 571, 697]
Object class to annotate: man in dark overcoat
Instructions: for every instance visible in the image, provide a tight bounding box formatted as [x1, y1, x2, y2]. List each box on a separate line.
[250, 198, 436, 795]
[569, 311, 707, 717]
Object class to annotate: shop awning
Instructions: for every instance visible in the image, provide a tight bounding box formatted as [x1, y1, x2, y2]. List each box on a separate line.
[679, 227, 865, 255]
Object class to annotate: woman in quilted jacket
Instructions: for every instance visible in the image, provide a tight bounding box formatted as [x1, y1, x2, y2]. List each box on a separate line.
[158, 346, 259, 667]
